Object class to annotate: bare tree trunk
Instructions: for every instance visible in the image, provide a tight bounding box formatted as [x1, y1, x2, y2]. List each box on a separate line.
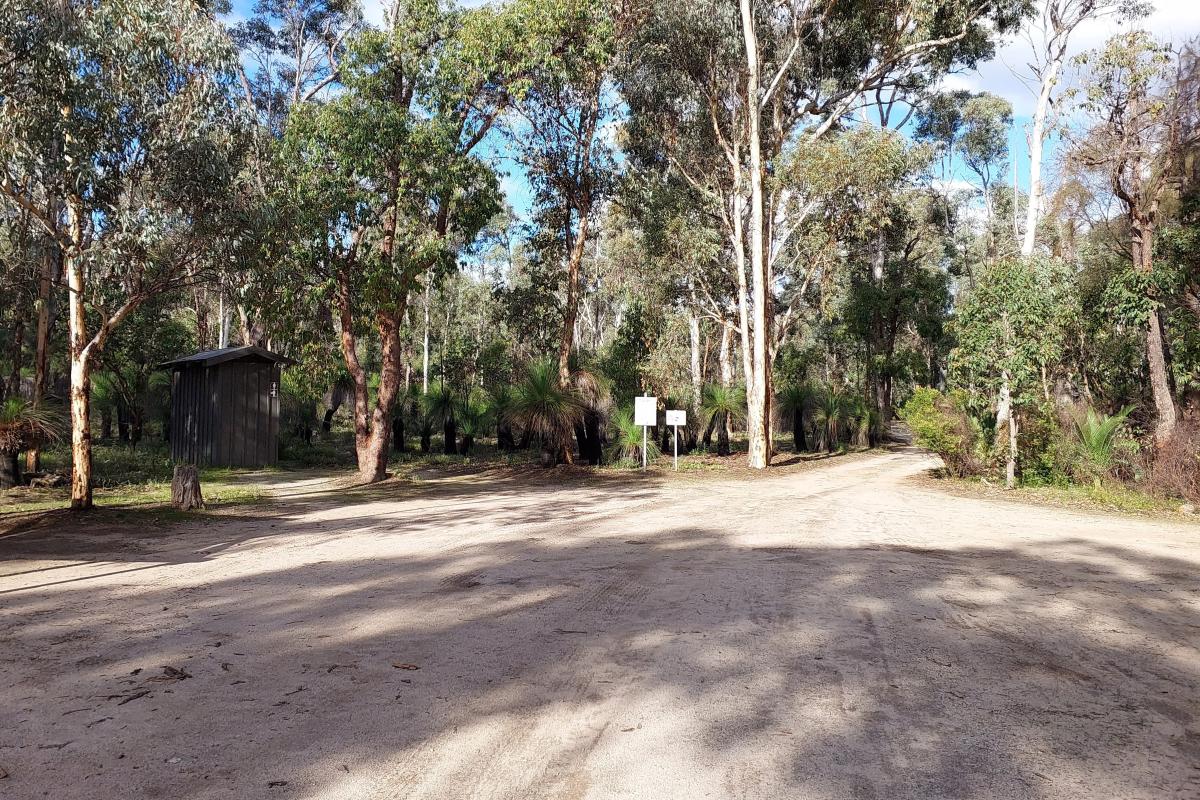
[335, 271, 371, 475]
[194, 287, 210, 350]
[689, 307, 702, 412]
[171, 464, 205, 510]
[1146, 306, 1178, 445]
[66, 241, 93, 509]
[557, 203, 591, 386]
[422, 273, 431, 394]
[1132, 226, 1179, 445]
[27, 247, 54, 472]
[739, 0, 770, 470]
[1006, 407, 1018, 489]
[357, 313, 403, 482]
[1021, 52, 1061, 256]
[719, 322, 734, 445]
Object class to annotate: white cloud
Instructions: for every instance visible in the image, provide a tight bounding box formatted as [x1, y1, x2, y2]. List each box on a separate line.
[961, 0, 1200, 116]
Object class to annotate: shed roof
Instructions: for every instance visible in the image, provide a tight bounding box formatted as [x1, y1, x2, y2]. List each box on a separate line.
[160, 345, 296, 369]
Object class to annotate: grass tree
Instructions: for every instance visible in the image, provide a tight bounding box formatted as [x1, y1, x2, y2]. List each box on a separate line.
[608, 407, 660, 465]
[456, 390, 491, 456]
[490, 385, 517, 452]
[813, 390, 848, 453]
[777, 383, 815, 452]
[505, 358, 586, 466]
[700, 383, 746, 457]
[0, 398, 59, 489]
[422, 385, 460, 457]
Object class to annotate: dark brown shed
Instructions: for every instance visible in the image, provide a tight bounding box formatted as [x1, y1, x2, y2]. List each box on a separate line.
[162, 346, 295, 468]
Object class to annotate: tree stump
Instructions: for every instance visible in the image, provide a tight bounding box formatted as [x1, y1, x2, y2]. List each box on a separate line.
[171, 465, 205, 511]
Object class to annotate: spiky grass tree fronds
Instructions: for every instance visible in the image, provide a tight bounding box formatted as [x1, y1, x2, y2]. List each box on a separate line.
[846, 397, 877, 448]
[1070, 405, 1133, 486]
[701, 383, 746, 457]
[422, 384, 459, 455]
[607, 407, 661, 466]
[457, 389, 491, 456]
[813, 390, 847, 453]
[489, 385, 517, 451]
[777, 382, 815, 452]
[505, 358, 586, 466]
[0, 399, 60, 488]
[572, 369, 613, 466]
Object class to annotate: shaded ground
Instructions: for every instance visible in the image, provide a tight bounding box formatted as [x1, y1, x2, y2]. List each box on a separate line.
[1, 447, 1198, 799]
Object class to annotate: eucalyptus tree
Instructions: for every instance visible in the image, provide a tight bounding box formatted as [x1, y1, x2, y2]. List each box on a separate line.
[229, 0, 364, 135]
[622, 0, 1029, 469]
[0, 0, 248, 508]
[507, 0, 620, 387]
[272, 0, 518, 482]
[1070, 32, 1199, 446]
[1017, 0, 1146, 256]
[951, 256, 1075, 486]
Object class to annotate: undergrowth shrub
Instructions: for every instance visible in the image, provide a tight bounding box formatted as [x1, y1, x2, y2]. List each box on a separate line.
[1146, 422, 1200, 503]
[900, 388, 980, 477]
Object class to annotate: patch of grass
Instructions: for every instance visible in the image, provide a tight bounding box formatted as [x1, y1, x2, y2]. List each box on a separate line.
[934, 474, 1194, 519]
[1, 479, 265, 516]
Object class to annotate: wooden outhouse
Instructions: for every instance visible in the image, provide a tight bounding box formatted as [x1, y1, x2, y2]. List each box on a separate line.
[163, 346, 295, 467]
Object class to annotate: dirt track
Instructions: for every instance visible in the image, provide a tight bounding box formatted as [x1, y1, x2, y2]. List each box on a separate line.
[2, 447, 1199, 799]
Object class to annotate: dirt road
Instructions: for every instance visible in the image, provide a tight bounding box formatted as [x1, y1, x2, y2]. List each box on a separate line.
[2, 447, 1199, 799]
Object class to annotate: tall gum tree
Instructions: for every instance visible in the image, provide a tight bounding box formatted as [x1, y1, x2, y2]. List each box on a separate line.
[1070, 32, 1199, 445]
[507, 0, 619, 388]
[1017, 0, 1145, 256]
[0, 0, 247, 508]
[273, 0, 519, 482]
[622, 0, 1030, 468]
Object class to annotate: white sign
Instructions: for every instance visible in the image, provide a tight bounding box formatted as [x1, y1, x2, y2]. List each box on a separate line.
[665, 409, 686, 427]
[634, 396, 658, 427]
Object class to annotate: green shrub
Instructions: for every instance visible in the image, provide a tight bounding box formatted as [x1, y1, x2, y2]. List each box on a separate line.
[900, 388, 980, 477]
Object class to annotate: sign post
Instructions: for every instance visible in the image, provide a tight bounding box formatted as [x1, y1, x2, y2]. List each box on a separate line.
[633, 395, 658, 470]
[666, 409, 686, 470]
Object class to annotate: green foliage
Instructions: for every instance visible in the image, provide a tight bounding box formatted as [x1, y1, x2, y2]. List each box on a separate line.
[0, 397, 60, 455]
[1068, 405, 1134, 485]
[504, 357, 585, 465]
[700, 383, 746, 426]
[422, 384, 458, 425]
[900, 388, 980, 477]
[950, 256, 1076, 415]
[776, 383, 815, 417]
[813, 390, 849, 452]
[607, 407, 659, 466]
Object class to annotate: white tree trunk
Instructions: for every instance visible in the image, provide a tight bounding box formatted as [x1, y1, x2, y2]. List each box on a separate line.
[739, 0, 770, 470]
[689, 309, 702, 411]
[1021, 55, 1061, 256]
[422, 274, 431, 394]
[66, 228, 93, 510]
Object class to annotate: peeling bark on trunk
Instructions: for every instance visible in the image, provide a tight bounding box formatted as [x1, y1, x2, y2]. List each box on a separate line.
[557, 202, 592, 387]
[739, 0, 770, 470]
[1006, 407, 1019, 490]
[1132, 224, 1178, 446]
[26, 246, 55, 473]
[688, 307, 702, 412]
[1146, 306, 1178, 445]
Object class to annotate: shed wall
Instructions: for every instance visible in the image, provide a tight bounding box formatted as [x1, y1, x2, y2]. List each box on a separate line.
[170, 360, 280, 467]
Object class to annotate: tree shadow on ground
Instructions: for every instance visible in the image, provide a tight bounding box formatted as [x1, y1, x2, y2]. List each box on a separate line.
[1, 490, 1198, 799]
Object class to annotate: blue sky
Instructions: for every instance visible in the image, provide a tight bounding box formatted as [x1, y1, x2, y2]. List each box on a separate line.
[227, 0, 1200, 216]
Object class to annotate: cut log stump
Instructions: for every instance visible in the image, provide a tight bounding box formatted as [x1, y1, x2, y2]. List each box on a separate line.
[171, 465, 205, 511]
